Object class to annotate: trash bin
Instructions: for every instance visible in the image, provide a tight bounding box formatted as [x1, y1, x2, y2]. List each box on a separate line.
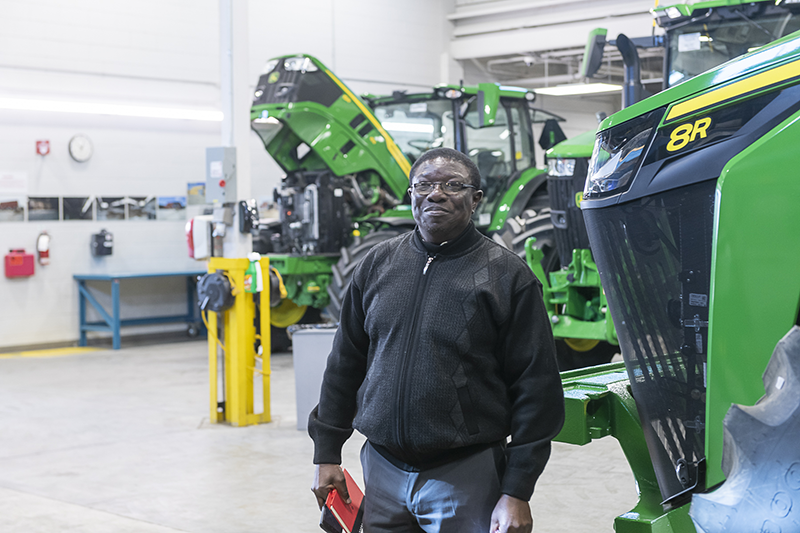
[289, 324, 337, 430]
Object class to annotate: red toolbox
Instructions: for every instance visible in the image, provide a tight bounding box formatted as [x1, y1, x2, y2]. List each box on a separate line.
[5, 249, 34, 278]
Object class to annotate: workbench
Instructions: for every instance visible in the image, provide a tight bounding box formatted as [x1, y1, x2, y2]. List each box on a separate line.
[74, 271, 206, 350]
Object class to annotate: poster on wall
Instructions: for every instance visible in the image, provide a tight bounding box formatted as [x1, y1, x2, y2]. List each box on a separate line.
[187, 182, 205, 205]
[63, 197, 93, 220]
[28, 197, 59, 221]
[96, 197, 125, 220]
[128, 196, 156, 220]
[0, 197, 25, 222]
[186, 182, 210, 218]
[157, 196, 186, 221]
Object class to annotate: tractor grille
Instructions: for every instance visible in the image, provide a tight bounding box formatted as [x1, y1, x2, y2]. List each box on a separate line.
[547, 157, 591, 266]
[584, 179, 716, 504]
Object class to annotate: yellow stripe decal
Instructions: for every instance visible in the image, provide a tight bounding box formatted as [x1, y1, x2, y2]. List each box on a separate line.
[324, 69, 412, 177]
[666, 58, 800, 122]
[0, 347, 101, 358]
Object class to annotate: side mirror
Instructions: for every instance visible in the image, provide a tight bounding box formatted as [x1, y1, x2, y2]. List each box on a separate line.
[581, 28, 608, 79]
[476, 83, 501, 127]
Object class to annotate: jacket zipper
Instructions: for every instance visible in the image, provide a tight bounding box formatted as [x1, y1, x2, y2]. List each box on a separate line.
[423, 255, 434, 275]
[395, 252, 437, 460]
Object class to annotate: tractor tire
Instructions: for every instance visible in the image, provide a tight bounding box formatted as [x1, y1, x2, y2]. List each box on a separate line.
[690, 326, 800, 533]
[495, 187, 559, 272]
[326, 228, 411, 321]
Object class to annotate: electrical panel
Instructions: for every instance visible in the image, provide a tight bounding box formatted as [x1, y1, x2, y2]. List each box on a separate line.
[91, 229, 113, 256]
[205, 147, 237, 204]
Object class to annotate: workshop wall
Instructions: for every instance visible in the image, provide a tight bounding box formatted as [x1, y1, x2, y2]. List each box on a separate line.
[0, 0, 453, 349]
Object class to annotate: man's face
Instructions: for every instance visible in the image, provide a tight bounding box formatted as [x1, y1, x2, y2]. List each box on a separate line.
[409, 157, 483, 244]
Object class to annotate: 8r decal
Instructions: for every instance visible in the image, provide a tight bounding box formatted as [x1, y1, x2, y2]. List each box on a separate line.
[667, 117, 712, 152]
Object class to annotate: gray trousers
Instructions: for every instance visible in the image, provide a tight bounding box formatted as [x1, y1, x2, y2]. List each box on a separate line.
[360, 441, 503, 533]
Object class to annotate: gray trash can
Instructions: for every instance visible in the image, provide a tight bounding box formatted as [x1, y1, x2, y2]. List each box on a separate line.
[290, 324, 337, 430]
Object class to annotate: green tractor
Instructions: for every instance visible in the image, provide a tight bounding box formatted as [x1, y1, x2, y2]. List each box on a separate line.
[249, 54, 612, 366]
[558, 26, 800, 532]
[541, 0, 800, 367]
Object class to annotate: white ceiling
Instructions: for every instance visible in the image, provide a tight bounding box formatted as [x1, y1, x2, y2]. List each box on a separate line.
[450, 0, 665, 89]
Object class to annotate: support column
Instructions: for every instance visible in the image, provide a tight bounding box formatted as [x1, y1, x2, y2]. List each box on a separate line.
[219, 0, 252, 259]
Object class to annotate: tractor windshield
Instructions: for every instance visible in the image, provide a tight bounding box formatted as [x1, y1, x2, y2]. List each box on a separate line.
[583, 179, 716, 504]
[373, 96, 539, 225]
[463, 99, 536, 223]
[667, 10, 800, 87]
[372, 99, 456, 163]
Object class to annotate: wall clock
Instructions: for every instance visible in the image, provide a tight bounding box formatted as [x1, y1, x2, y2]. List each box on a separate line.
[68, 134, 93, 162]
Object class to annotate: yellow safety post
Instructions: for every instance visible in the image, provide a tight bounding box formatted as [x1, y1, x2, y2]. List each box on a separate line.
[206, 257, 272, 427]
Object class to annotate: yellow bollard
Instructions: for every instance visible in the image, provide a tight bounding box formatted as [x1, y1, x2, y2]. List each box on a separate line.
[206, 257, 271, 427]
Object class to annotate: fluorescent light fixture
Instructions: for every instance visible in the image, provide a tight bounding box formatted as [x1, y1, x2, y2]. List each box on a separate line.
[381, 122, 434, 134]
[0, 96, 223, 121]
[535, 83, 622, 96]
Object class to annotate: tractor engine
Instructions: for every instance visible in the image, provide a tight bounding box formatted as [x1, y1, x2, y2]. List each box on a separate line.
[272, 170, 351, 255]
[254, 168, 401, 256]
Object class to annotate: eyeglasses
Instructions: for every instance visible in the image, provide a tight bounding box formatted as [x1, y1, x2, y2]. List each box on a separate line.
[409, 181, 478, 196]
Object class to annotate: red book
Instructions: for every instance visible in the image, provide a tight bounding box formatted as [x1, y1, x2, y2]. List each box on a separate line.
[319, 469, 364, 533]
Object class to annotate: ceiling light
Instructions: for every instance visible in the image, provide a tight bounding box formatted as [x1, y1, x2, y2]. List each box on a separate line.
[0, 97, 223, 121]
[535, 83, 622, 96]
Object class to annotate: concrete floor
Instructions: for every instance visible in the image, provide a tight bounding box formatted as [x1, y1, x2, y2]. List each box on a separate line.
[0, 340, 638, 532]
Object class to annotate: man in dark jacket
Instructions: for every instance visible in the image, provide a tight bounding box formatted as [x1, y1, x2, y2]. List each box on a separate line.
[310, 147, 564, 533]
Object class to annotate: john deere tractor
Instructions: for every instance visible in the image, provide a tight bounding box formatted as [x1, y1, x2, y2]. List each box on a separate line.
[541, 0, 800, 367]
[250, 54, 611, 365]
[557, 26, 800, 532]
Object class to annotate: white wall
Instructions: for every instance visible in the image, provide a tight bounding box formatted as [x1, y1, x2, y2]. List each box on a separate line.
[0, 0, 452, 349]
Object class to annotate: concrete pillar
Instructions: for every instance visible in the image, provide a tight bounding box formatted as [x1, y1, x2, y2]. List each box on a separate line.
[220, 0, 252, 258]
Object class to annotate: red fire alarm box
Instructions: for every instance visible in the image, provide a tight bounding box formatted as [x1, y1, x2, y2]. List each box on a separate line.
[5, 249, 35, 278]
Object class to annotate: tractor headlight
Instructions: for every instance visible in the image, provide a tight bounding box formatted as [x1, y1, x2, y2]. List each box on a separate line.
[283, 56, 318, 72]
[585, 107, 664, 199]
[435, 87, 463, 99]
[548, 158, 576, 177]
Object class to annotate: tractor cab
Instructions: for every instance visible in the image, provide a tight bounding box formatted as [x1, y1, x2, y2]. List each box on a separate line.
[655, 0, 800, 88]
[369, 88, 564, 231]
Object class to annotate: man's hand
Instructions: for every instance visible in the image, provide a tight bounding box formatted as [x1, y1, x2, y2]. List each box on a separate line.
[311, 464, 350, 510]
[489, 494, 533, 533]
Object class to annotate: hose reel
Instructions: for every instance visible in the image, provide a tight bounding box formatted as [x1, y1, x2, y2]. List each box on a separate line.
[197, 272, 235, 313]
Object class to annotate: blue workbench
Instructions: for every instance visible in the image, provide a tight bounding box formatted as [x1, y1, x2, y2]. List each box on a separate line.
[74, 271, 206, 350]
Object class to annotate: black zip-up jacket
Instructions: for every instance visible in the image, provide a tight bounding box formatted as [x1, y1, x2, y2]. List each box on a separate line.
[308, 223, 565, 500]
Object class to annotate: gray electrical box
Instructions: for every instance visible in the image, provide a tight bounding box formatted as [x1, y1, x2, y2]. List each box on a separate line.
[205, 147, 237, 204]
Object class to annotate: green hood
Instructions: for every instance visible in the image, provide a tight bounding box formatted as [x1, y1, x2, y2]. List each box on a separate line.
[545, 130, 597, 159]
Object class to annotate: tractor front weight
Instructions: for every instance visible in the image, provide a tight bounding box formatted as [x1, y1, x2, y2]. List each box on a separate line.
[526, 239, 618, 346]
[558, 364, 695, 532]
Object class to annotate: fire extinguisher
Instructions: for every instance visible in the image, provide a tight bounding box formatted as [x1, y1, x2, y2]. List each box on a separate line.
[37, 231, 51, 266]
